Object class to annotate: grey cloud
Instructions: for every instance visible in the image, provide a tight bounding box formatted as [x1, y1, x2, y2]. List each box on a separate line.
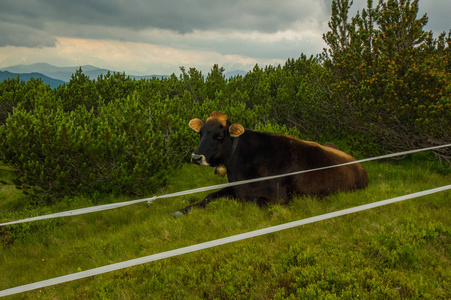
[419, 1, 451, 36]
[43, 20, 323, 59]
[1, 0, 449, 53]
[1, 0, 323, 35]
[1, 0, 326, 53]
[0, 21, 57, 47]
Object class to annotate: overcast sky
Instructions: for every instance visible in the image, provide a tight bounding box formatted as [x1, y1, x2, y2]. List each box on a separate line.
[0, 0, 449, 75]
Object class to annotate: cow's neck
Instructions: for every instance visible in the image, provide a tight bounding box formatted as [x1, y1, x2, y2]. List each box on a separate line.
[215, 136, 240, 178]
[227, 136, 240, 164]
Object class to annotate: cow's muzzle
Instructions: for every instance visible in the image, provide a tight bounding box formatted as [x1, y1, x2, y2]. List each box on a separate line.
[191, 153, 209, 166]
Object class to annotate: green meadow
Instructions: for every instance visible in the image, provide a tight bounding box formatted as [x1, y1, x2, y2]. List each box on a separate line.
[1, 155, 450, 299]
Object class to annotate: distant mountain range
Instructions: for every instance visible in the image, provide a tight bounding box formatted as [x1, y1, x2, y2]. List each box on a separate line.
[0, 63, 169, 88]
[2, 63, 111, 82]
[0, 63, 247, 89]
[0, 70, 66, 89]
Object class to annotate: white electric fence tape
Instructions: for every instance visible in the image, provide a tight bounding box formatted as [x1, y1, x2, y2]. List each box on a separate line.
[1, 143, 450, 227]
[0, 184, 450, 297]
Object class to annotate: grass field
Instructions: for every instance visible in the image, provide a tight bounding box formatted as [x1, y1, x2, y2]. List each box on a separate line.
[0, 155, 450, 299]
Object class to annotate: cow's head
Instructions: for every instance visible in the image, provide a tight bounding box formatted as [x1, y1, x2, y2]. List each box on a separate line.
[189, 111, 244, 167]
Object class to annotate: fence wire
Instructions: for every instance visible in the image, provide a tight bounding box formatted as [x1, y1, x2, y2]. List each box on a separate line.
[1, 184, 450, 297]
[1, 143, 450, 227]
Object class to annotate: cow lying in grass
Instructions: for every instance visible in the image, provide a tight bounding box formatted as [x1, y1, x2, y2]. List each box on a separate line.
[172, 112, 368, 217]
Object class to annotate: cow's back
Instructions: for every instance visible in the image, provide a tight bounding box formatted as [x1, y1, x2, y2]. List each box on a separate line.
[227, 130, 368, 201]
[295, 139, 369, 194]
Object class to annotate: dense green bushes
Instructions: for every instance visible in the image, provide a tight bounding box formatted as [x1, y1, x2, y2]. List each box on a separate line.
[323, 0, 451, 154]
[0, 77, 54, 124]
[0, 94, 195, 200]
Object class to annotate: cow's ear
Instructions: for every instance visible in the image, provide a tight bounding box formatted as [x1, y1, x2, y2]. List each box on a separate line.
[189, 118, 204, 132]
[229, 123, 245, 137]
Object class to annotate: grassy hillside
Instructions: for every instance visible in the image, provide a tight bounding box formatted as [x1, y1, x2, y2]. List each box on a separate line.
[0, 157, 450, 299]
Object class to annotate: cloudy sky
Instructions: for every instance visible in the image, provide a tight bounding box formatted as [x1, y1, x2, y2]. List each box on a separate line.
[0, 0, 449, 75]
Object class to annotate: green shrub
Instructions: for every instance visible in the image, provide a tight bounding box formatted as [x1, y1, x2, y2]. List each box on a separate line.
[323, 0, 451, 157]
[0, 93, 196, 201]
[0, 77, 54, 125]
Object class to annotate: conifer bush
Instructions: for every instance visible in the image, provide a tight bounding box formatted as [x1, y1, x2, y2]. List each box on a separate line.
[0, 93, 196, 201]
[0, 77, 54, 125]
[323, 0, 451, 156]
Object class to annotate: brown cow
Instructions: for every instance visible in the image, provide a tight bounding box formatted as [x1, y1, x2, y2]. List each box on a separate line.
[172, 111, 369, 217]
